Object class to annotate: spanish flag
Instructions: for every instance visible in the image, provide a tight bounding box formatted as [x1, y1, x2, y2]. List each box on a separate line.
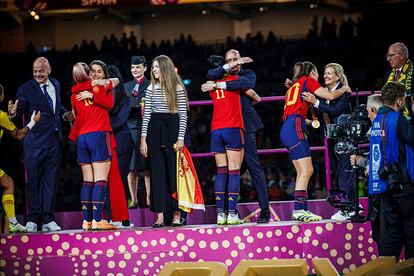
[173, 146, 205, 213]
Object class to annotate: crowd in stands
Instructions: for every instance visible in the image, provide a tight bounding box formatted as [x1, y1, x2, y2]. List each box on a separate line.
[0, 10, 412, 212]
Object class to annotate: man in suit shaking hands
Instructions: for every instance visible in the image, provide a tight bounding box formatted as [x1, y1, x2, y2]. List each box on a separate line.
[9, 57, 73, 232]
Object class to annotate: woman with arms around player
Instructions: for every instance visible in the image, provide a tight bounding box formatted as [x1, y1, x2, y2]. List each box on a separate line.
[280, 61, 351, 222]
[70, 62, 116, 230]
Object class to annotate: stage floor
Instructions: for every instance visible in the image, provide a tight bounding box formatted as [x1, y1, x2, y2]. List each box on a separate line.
[1, 219, 378, 275]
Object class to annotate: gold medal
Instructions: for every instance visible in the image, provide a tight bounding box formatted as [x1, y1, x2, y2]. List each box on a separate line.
[312, 120, 320, 129]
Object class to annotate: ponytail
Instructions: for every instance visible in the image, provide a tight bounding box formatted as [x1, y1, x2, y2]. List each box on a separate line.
[292, 61, 316, 83]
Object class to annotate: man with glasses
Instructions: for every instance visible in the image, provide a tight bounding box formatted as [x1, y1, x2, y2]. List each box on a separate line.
[201, 49, 271, 223]
[385, 42, 413, 118]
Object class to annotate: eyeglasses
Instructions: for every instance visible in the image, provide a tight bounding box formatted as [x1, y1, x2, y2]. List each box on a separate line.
[225, 58, 239, 63]
[386, 53, 400, 59]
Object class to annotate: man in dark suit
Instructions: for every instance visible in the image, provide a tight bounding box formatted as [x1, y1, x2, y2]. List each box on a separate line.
[124, 56, 151, 208]
[202, 49, 270, 223]
[10, 57, 72, 232]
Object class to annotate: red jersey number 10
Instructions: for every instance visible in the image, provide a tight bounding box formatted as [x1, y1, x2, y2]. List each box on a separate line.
[285, 83, 300, 106]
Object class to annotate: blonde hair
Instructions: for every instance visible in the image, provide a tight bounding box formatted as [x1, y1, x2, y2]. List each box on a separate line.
[324, 63, 349, 86]
[72, 62, 90, 83]
[151, 55, 186, 112]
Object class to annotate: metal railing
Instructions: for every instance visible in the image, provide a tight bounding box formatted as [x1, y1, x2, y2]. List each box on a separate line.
[188, 91, 379, 191]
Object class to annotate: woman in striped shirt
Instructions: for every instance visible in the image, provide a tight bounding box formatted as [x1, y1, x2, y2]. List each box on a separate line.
[140, 55, 188, 228]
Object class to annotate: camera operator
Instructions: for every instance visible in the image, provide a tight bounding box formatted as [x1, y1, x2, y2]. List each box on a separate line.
[302, 63, 355, 221]
[350, 94, 383, 250]
[368, 82, 414, 260]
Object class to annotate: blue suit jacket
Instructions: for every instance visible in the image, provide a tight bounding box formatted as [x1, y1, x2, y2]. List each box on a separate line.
[16, 78, 65, 149]
[124, 78, 151, 130]
[110, 97, 135, 154]
[316, 83, 351, 124]
[207, 66, 263, 133]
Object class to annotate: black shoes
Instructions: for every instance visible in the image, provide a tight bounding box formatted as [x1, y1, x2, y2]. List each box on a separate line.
[152, 222, 165, 228]
[257, 207, 270, 224]
[129, 201, 139, 209]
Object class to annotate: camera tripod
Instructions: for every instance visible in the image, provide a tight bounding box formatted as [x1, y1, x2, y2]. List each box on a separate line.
[350, 148, 367, 223]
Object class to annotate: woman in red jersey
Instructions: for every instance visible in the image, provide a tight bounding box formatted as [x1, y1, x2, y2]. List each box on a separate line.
[70, 62, 116, 230]
[280, 61, 351, 222]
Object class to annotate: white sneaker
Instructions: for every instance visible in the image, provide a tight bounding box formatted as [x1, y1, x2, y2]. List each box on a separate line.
[331, 210, 353, 221]
[331, 205, 363, 221]
[110, 220, 122, 227]
[26, 221, 37, 232]
[42, 221, 62, 232]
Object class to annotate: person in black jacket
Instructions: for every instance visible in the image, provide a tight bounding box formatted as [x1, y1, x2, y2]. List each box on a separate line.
[124, 56, 151, 208]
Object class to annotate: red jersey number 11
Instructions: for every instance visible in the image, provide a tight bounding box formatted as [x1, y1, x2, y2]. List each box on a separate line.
[215, 89, 225, 100]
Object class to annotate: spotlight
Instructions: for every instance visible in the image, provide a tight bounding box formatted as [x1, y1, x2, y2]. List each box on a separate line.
[202, 10, 207, 15]
[30, 10, 36, 17]
[34, 14, 40, 20]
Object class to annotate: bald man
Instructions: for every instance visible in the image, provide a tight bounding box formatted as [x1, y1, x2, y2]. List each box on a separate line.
[11, 57, 72, 232]
[385, 42, 413, 117]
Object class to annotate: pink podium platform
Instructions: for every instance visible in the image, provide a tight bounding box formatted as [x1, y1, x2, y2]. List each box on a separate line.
[1, 200, 378, 275]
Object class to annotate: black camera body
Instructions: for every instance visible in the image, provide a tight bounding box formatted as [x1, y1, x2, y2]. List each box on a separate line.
[379, 162, 403, 193]
[327, 104, 369, 155]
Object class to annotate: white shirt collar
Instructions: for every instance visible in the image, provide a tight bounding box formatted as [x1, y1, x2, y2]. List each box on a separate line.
[329, 82, 340, 92]
[39, 79, 51, 88]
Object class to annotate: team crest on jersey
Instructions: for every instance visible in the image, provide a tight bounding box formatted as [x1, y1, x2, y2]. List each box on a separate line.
[92, 86, 100, 93]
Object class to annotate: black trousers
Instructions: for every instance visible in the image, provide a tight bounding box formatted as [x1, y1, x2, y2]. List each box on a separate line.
[379, 184, 414, 259]
[147, 113, 179, 213]
[24, 142, 61, 223]
[243, 132, 269, 209]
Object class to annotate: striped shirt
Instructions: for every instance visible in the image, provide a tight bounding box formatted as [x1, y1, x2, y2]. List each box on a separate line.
[141, 83, 188, 140]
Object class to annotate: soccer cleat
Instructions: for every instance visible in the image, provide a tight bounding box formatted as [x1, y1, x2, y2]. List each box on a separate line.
[82, 220, 92, 231]
[8, 222, 28, 233]
[292, 210, 322, 222]
[91, 219, 117, 230]
[217, 212, 227, 225]
[227, 212, 244, 225]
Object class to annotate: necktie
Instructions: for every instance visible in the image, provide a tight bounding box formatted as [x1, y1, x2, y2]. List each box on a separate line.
[131, 83, 139, 97]
[42, 84, 54, 112]
[132, 78, 144, 97]
[394, 69, 401, 82]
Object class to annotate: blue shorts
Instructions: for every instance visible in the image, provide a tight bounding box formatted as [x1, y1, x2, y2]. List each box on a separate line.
[77, 131, 112, 164]
[211, 128, 244, 153]
[280, 115, 310, 160]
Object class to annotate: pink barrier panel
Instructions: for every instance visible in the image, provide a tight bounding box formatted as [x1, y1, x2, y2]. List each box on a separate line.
[0, 220, 378, 275]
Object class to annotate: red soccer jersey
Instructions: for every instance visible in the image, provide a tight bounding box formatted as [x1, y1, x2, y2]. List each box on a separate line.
[69, 80, 114, 139]
[210, 74, 244, 131]
[282, 76, 321, 121]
